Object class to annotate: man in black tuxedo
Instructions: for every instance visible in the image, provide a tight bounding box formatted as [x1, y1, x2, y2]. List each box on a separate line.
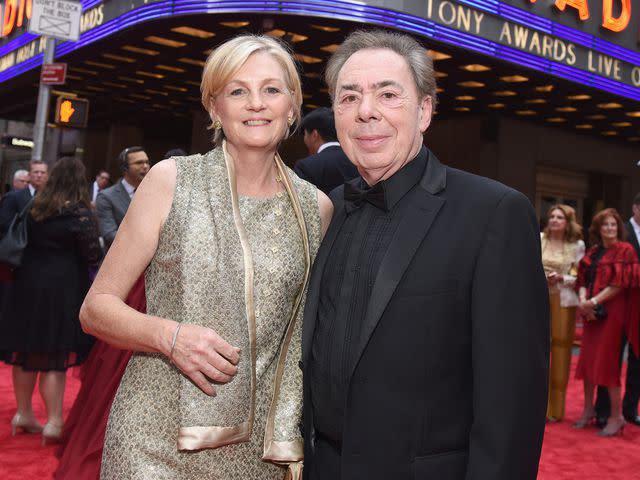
[0, 160, 48, 234]
[294, 107, 358, 194]
[302, 30, 549, 480]
[623, 193, 640, 425]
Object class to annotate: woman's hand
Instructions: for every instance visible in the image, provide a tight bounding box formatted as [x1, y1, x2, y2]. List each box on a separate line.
[578, 299, 596, 322]
[546, 271, 560, 286]
[169, 323, 241, 396]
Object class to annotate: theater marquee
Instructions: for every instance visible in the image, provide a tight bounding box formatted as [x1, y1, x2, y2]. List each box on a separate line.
[0, 0, 638, 99]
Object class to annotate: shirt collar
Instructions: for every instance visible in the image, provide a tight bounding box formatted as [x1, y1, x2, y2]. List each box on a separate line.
[121, 178, 136, 197]
[367, 146, 428, 212]
[28, 184, 35, 197]
[631, 217, 640, 234]
[317, 142, 340, 154]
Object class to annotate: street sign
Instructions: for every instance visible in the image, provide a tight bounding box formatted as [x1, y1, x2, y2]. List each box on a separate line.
[40, 63, 66, 85]
[54, 96, 89, 128]
[28, 0, 82, 42]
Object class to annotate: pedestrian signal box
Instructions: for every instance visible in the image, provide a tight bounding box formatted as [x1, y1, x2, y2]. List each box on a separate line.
[54, 96, 89, 128]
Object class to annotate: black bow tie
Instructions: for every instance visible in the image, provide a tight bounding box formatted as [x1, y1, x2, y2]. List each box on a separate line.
[344, 181, 386, 213]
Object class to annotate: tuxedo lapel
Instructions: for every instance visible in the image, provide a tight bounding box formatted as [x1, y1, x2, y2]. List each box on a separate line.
[302, 195, 348, 363]
[347, 151, 447, 382]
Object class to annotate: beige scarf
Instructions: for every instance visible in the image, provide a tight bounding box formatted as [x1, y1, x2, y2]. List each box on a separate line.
[176, 143, 310, 477]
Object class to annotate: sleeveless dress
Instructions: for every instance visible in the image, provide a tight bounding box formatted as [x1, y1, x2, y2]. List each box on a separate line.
[100, 150, 321, 479]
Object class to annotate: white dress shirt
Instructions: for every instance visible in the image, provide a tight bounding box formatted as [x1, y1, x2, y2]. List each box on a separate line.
[121, 178, 136, 199]
[317, 141, 341, 153]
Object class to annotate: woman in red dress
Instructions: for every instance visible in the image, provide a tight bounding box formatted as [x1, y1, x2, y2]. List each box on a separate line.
[54, 276, 145, 479]
[574, 208, 640, 436]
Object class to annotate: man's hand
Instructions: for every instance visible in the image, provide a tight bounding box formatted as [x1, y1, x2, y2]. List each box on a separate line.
[168, 324, 241, 396]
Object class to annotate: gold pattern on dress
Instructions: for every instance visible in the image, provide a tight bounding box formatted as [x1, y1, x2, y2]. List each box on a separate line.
[101, 146, 322, 480]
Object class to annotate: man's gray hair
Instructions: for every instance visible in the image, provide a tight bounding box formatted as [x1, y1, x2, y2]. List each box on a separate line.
[325, 29, 438, 107]
[13, 169, 28, 180]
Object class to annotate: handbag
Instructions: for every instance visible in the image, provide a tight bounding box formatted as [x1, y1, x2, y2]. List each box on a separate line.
[0, 197, 34, 268]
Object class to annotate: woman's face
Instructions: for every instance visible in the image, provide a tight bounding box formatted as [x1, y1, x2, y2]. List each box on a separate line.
[210, 52, 293, 154]
[600, 215, 618, 243]
[547, 209, 567, 235]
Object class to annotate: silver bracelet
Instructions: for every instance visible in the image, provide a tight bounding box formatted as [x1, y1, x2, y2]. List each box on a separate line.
[169, 324, 182, 361]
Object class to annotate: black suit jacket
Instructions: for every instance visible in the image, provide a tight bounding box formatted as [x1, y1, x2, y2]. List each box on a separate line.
[302, 150, 549, 480]
[626, 220, 640, 257]
[294, 145, 359, 195]
[0, 188, 33, 236]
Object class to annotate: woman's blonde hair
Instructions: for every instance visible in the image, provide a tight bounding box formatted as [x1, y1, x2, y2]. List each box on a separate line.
[200, 34, 303, 146]
[543, 204, 583, 243]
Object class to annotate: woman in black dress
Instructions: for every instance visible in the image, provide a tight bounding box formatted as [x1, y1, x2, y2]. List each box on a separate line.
[0, 156, 101, 444]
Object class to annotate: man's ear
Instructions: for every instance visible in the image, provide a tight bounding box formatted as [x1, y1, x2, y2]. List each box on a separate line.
[418, 96, 433, 133]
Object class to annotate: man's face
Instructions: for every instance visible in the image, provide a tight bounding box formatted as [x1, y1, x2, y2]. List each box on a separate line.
[96, 172, 110, 189]
[333, 48, 432, 184]
[13, 174, 28, 190]
[125, 151, 150, 186]
[29, 163, 48, 191]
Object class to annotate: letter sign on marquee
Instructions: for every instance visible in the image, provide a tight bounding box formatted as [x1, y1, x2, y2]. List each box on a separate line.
[602, 0, 631, 32]
[2, 0, 32, 37]
[555, 0, 590, 20]
[528, 0, 633, 33]
[54, 96, 89, 128]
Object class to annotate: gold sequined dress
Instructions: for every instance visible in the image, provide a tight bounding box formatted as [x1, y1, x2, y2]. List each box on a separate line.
[100, 147, 321, 479]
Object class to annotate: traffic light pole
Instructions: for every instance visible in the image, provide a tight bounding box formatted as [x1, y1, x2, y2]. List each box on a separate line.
[31, 37, 56, 162]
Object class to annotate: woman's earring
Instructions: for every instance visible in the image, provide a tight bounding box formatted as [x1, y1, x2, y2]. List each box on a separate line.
[213, 120, 222, 130]
[287, 116, 294, 127]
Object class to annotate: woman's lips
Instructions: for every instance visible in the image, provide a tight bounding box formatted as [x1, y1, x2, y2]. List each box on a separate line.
[243, 119, 271, 126]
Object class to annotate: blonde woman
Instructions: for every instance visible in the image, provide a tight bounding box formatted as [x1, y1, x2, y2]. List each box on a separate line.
[81, 35, 332, 479]
[541, 204, 584, 421]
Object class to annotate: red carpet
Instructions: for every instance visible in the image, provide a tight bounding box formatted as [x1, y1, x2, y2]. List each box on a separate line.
[0, 359, 639, 479]
[537, 359, 640, 480]
[0, 365, 80, 480]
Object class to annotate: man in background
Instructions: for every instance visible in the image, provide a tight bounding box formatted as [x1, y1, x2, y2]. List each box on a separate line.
[0, 161, 48, 234]
[96, 146, 149, 249]
[623, 194, 640, 425]
[11, 170, 29, 191]
[90, 170, 111, 206]
[294, 107, 358, 194]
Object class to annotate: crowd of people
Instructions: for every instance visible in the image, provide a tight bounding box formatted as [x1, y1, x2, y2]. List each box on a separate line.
[0, 28, 638, 480]
[540, 201, 640, 438]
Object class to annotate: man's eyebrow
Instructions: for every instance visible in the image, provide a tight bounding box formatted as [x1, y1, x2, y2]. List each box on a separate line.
[337, 80, 403, 92]
[338, 83, 362, 93]
[375, 80, 403, 90]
